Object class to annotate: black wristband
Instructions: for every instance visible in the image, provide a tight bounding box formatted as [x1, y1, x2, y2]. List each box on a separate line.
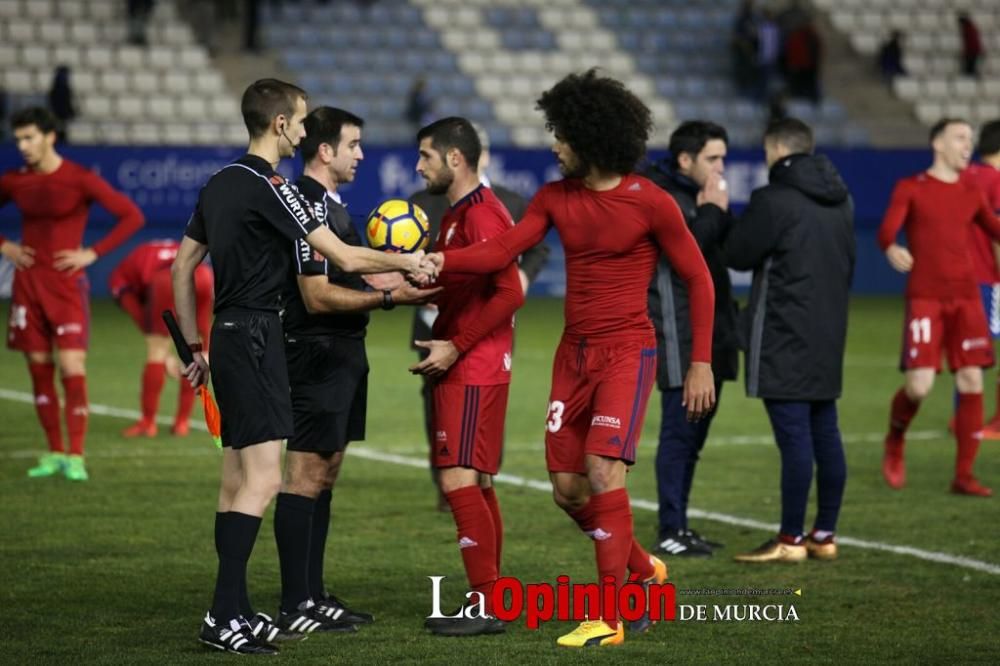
[381, 289, 395, 310]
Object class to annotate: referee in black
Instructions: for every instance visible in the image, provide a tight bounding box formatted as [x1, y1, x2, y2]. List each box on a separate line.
[272, 106, 440, 636]
[409, 123, 550, 509]
[172, 79, 434, 655]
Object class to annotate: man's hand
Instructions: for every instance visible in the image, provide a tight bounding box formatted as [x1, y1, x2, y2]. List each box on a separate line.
[0, 241, 35, 269]
[424, 252, 445, 275]
[682, 361, 715, 422]
[405, 249, 439, 285]
[182, 352, 210, 389]
[697, 172, 729, 210]
[393, 281, 443, 305]
[885, 243, 913, 273]
[409, 339, 459, 377]
[363, 271, 405, 291]
[53, 247, 98, 272]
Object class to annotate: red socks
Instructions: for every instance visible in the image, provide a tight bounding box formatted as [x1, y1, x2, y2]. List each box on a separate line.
[61, 375, 88, 455]
[445, 486, 498, 613]
[568, 498, 652, 580]
[587, 489, 635, 630]
[29, 362, 64, 453]
[889, 388, 920, 440]
[955, 392, 983, 481]
[141, 362, 166, 424]
[176, 376, 196, 425]
[628, 538, 655, 581]
[481, 486, 503, 572]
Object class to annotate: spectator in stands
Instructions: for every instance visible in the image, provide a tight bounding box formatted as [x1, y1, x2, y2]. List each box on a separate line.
[879, 31, 907, 83]
[783, 15, 823, 103]
[243, 0, 261, 52]
[958, 13, 983, 77]
[126, 0, 154, 46]
[48, 66, 76, 144]
[0, 86, 8, 141]
[406, 78, 432, 134]
[755, 10, 782, 103]
[731, 0, 761, 100]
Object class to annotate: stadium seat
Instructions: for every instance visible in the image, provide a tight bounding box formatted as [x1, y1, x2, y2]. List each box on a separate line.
[115, 96, 145, 120]
[37, 20, 66, 44]
[99, 70, 128, 94]
[147, 96, 176, 122]
[85, 45, 114, 70]
[131, 71, 159, 95]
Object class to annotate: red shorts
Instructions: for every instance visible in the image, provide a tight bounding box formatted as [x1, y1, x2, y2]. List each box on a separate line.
[544, 337, 657, 474]
[120, 266, 214, 343]
[900, 297, 994, 372]
[7, 269, 90, 352]
[432, 382, 509, 475]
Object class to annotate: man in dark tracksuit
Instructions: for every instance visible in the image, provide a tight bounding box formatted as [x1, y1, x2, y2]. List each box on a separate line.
[725, 118, 855, 564]
[409, 125, 550, 509]
[644, 121, 739, 557]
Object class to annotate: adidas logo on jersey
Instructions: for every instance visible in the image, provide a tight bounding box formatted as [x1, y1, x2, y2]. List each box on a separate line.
[458, 536, 479, 549]
[628, 182, 642, 191]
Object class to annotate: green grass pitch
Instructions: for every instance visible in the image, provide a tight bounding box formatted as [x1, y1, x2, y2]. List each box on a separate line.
[0, 297, 998, 663]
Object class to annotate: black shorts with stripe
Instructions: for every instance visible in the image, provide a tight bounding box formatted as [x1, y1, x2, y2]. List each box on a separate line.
[286, 335, 368, 454]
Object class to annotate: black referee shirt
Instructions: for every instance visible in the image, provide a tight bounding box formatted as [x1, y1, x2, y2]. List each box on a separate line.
[281, 175, 369, 339]
[184, 154, 320, 312]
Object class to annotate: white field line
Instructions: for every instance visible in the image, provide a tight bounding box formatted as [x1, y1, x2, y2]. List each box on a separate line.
[1, 388, 997, 576]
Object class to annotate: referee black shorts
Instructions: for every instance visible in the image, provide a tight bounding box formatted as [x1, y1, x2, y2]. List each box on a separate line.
[286, 335, 368, 454]
[210, 309, 293, 448]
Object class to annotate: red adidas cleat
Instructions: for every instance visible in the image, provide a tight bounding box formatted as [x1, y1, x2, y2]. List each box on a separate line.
[950, 477, 993, 497]
[123, 421, 157, 438]
[882, 434, 906, 489]
[170, 420, 190, 437]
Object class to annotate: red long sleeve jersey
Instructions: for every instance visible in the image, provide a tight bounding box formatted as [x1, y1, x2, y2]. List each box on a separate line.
[0, 159, 144, 271]
[108, 240, 180, 298]
[432, 185, 522, 386]
[962, 163, 1000, 284]
[443, 174, 715, 362]
[877, 172, 1000, 299]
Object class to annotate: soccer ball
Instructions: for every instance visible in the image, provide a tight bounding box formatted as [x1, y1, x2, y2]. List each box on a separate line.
[365, 199, 430, 253]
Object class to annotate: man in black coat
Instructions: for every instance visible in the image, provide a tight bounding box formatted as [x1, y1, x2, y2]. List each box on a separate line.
[724, 118, 855, 564]
[643, 121, 739, 557]
[409, 125, 550, 509]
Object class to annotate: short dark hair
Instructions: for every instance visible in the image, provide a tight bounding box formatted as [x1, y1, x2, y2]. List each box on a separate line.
[977, 119, 1000, 157]
[537, 68, 652, 174]
[416, 117, 481, 169]
[300, 107, 365, 163]
[764, 117, 814, 154]
[669, 121, 728, 168]
[240, 78, 307, 139]
[929, 117, 969, 144]
[11, 106, 58, 134]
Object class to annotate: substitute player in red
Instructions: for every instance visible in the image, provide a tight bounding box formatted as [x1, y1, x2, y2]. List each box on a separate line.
[426, 70, 715, 647]
[880, 118, 1000, 497]
[962, 120, 1000, 437]
[1, 107, 143, 481]
[109, 240, 214, 437]
[412, 117, 523, 637]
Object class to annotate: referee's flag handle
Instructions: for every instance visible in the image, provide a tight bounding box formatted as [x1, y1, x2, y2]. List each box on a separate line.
[162, 310, 222, 449]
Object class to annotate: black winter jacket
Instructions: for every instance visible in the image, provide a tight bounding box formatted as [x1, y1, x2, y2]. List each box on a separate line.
[644, 162, 740, 389]
[723, 153, 855, 400]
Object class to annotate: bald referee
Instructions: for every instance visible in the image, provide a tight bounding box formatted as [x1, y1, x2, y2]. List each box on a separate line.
[172, 79, 435, 655]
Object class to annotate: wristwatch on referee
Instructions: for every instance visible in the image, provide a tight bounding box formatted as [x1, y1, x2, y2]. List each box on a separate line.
[381, 289, 395, 311]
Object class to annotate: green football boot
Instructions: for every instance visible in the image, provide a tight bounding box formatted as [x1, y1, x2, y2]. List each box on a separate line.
[64, 455, 89, 482]
[27, 452, 67, 478]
